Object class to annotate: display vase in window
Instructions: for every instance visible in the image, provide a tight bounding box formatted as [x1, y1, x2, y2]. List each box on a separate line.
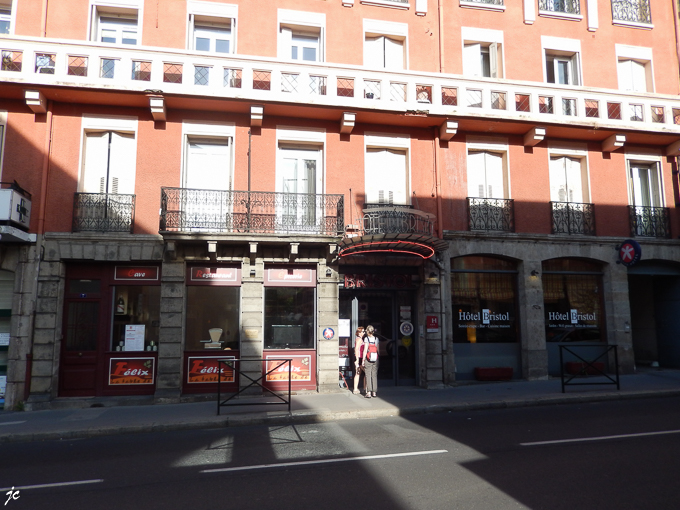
[115, 295, 126, 315]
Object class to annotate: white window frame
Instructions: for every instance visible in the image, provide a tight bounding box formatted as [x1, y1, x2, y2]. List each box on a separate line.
[625, 153, 664, 208]
[0, 111, 7, 178]
[88, 0, 143, 45]
[363, 19, 408, 70]
[277, 10, 325, 62]
[547, 144, 590, 203]
[0, 0, 17, 36]
[187, 1, 238, 54]
[275, 127, 326, 194]
[364, 133, 411, 206]
[78, 115, 139, 195]
[615, 44, 654, 93]
[460, 0, 506, 12]
[542, 36, 582, 86]
[360, 0, 410, 10]
[461, 27, 504, 79]
[465, 137, 510, 199]
[181, 121, 236, 190]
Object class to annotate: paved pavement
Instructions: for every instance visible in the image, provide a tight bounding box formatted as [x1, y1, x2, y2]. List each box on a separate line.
[1, 368, 679, 443]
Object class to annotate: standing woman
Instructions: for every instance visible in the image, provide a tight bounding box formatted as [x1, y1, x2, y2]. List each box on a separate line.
[352, 326, 365, 395]
[362, 325, 379, 398]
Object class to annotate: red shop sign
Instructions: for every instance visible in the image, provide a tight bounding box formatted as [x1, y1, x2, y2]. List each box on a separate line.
[265, 355, 312, 382]
[189, 267, 240, 284]
[114, 266, 159, 281]
[343, 274, 414, 289]
[187, 356, 235, 384]
[265, 268, 316, 287]
[108, 357, 155, 385]
[426, 315, 439, 333]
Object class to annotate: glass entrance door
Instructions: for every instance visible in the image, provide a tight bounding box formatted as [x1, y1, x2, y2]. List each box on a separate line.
[340, 290, 416, 386]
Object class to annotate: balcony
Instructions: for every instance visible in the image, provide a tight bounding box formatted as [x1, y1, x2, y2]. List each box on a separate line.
[159, 188, 344, 236]
[628, 205, 670, 238]
[339, 204, 447, 259]
[468, 198, 514, 232]
[2, 36, 680, 138]
[611, 0, 651, 25]
[72, 193, 136, 233]
[550, 202, 595, 235]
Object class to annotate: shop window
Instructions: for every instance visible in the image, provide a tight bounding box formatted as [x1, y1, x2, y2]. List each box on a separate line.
[264, 287, 315, 349]
[185, 286, 240, 351]
[0, 270, 12, 407]
[542, 258, 603, 343]
[451, 256, 518, 344]
[111, 286, 161, 352]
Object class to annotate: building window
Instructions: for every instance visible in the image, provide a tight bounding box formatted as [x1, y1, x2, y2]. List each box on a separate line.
[539, 0, 581, 15]
[628, 161, 662, 209]
[611, 0, 651, 25]
[80, 131, 136, 195]
[184, 138, 232, 191]
[467, 151, 507, 199]
[185, 286, 240, 351]
[545, 51, 580, 85]
[193, 22, 232, 53]
[94, 14, 138, 45]
[549, 155, 588, 203]
[0, 1, 12, 35]
[264, 286, 315, 349]
[365, 147, 409, 206]
[278, 10, 325, 62]
[463, 42, 502, 78]
[451, 256, 518, 344]
[364, 34, 405, 70]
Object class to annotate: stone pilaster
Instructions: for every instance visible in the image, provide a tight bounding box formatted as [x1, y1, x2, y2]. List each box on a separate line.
[317, 261, 340, 393]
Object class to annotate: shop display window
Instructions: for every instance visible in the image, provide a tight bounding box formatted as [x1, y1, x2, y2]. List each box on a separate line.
[451, 256, 518, 343]
[264, 287, 314, 349]
[111, 286, 160, 351]
[185, 286, 240, 351]
[543, 258, 603, 343]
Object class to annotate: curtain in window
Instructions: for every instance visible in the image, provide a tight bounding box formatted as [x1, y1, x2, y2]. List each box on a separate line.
[81, 131, 135, 194]
[365, 148, 408, 205]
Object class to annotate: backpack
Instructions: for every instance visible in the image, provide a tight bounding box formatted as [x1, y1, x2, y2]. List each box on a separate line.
[366, 337, 378, 362]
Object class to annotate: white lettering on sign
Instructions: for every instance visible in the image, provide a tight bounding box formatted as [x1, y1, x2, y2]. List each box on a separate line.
[548, 310, 597, 323]
[459, 310, 510, 323]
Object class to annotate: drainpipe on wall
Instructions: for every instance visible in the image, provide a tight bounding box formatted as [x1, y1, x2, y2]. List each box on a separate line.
[673, 0, 680, 85]
[437, 0, 445, 74]
[41, 0, 49, 37]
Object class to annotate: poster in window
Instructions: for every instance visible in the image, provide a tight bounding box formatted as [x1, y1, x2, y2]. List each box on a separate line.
[265, 355, 311, 382]
[109, 357, 155, 385]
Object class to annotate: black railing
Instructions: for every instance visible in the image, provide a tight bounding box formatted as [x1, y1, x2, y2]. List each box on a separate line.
[160, 188, 344, 235]
[539, 0, 580, 14]
[551, 201, 595, 235]
[559, 344, 620, 393]
[611, 0, 651, 24]
[72, 193, 135, 233]
[362, 205, 435, 236]
[467, 197, 514, 232]
[217, 358, 292, 415]
[628, 205, 670, 238]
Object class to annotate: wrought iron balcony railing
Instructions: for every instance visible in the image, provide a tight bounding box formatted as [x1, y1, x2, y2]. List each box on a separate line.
[464, 0, 504, 5]
[628, 205, 670, 238]
[550, 201, 595, 235]
[361, 205, 435, 236]
[611, 0, 651, 25]
[539, 0, 581, 15]
[159, 188, 344, 236]
[72, 193, 135, 233]
[468, 197, 514, 232]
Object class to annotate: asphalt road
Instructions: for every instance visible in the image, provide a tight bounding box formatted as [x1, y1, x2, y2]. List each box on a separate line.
[1, 396, 679, 510]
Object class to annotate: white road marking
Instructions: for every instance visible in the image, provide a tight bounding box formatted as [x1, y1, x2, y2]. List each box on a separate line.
[201, 449, 449, 473]
[521, 429, 680, 447]
[0, 479, 104, 491]
[0, 421, 26, 426]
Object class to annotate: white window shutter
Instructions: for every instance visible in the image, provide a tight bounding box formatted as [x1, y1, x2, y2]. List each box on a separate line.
[81, 132, 109, 193]
[618, 59, 633, 91]
[467, 152, 486, 198]
[631, 60, 647, 92]
[384, 37, 404, 70]
[571, 53, 580, 86]
[365, 149, 407, 204]
[489, 43, 499, 78]
[364, 36, 383, 68]
[185, 139, 231, 191]
[108, 132, 136, 195]
[463, 44, 482, 77]
[565, 157, 583, 203]
[279, 27, 292, 60]
[485, 152, 504, 199]
[549, 157, 565, 202]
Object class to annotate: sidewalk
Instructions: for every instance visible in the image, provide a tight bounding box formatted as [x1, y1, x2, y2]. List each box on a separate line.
[1, 369, 679, 443]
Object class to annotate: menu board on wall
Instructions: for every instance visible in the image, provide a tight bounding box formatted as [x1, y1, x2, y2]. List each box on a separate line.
[125, 325, 145, 351]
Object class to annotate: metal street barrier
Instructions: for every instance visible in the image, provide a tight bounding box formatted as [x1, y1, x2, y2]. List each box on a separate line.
[559, 344, 620, 393]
